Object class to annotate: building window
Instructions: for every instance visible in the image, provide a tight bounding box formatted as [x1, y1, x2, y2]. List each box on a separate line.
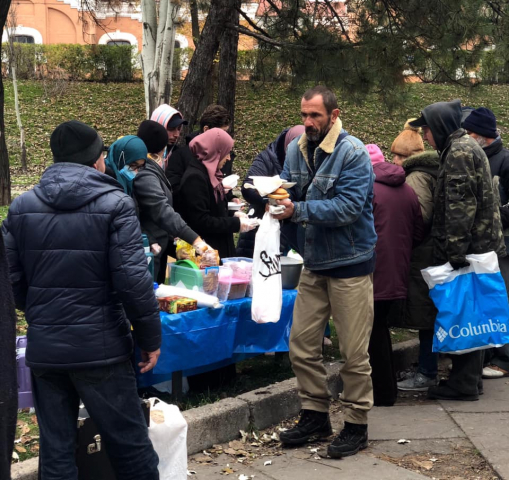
[13, 35, 35, 44]
[106, 40, 131, 46]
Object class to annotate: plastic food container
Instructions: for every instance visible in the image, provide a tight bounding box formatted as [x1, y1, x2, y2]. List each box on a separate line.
[217, 266, 233, 302]
[228, 278, 250, 300]
[167, 262, 220, 297]
[222, 258, 253, 296]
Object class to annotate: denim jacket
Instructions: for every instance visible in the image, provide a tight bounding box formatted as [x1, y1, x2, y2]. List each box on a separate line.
[281, 119, 377, 269]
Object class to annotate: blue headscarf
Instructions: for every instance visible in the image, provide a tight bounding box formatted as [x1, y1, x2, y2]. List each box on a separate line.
[105, 135, 148, 196]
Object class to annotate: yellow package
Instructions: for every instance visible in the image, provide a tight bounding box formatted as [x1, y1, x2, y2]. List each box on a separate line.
[175, 239, 197, 264]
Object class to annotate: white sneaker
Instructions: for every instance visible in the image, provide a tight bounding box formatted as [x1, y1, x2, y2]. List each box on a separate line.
[482, 365, 508, 379]
[397, 372, 438, 391]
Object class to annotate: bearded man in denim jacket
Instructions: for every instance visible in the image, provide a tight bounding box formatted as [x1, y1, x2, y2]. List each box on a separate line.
[274, 86, 377, 458]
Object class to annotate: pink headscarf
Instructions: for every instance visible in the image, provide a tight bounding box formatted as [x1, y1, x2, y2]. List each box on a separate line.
[284, 125, 305, 152]
[189, 128, 234, 201]
[365, 144, 385, 165]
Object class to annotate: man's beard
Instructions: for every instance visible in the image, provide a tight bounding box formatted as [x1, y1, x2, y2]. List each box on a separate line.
[306, 118, 331, 142]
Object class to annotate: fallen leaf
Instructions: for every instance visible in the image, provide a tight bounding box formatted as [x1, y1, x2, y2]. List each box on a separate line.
[187, 470, 196, 476]
[264, 460, 272, 466]
[397, 439, 411, 444]
[229, 440, 245, 450]
[224, 448, 237, 455]
[15, 445, 26, 453]
[31, 415, 38, 425]
[195, 456, 212, 463]
[21, 426, 31, 435]
[12, 451, 19, 462]
[222, 467, 234, 474]
[412, 460, 433, 471]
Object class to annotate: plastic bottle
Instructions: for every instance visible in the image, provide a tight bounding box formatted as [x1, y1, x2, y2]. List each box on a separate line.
[142, 234, 155, 280]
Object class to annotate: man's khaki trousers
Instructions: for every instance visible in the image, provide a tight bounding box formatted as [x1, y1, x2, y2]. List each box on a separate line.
[289, 268, 374, 424]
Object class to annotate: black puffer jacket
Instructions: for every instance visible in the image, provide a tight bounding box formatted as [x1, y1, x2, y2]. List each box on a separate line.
[237, 128, 290, 258]
[2, 163, 161, 370]
[484, 138, 509, 228]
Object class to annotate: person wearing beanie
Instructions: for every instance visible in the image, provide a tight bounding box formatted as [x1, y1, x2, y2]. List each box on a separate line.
[390, 119, 425, 166]
[463, 107, 509, 380]
[150, 103, 188, 165]
[391, 121, 442, 394]
[137, 119, 169, 165]
[408, 100, 506, 402]
[2, 121, 162, 479]
[365, 144, 424, 406]
[135, 120, 210, 283]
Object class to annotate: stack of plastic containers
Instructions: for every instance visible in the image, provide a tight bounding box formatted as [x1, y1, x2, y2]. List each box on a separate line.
[222, 257, 253, 298]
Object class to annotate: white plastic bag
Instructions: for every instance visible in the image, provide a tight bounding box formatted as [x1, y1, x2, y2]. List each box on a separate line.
[148, 398, 188, 480]
[251, 212, 282, 323]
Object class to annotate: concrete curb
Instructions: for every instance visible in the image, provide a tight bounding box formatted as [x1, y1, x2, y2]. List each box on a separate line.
[10, 339, 419, 477]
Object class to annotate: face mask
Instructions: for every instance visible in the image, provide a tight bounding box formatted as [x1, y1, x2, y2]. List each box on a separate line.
[119, 165, 137, 181]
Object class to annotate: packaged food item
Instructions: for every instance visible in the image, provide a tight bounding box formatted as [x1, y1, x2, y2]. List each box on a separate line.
[198, 249, 220, 268]
[175, 239, 197, 264]
[157, 296, 198, 313]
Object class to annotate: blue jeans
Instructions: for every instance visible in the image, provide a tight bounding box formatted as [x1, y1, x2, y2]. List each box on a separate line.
[32, 361, 159, 480]
[418, 329, 438, 378]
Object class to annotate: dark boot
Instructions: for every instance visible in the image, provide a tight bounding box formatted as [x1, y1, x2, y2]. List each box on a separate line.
[279, 410, 332, 446]
[427, 383, 479, 401]
[327, 421, 368, 458]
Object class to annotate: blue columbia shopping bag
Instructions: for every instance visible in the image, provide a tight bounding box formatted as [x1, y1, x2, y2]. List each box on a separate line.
[421, 252, 509, 354]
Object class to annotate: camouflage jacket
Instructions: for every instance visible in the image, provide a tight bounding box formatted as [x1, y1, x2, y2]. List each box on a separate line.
[432, 129, 506, 265]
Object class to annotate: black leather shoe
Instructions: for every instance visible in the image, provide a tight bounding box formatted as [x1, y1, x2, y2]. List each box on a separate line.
[427, 384, 479, 401]
[327, 422, 368, 458]
[279, 410, 332, 445]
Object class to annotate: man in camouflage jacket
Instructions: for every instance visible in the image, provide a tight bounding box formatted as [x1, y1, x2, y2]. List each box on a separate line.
[410, 99, 506, 401]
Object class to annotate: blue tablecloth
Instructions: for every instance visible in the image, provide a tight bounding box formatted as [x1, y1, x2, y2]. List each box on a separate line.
[137, 290, 297, 388]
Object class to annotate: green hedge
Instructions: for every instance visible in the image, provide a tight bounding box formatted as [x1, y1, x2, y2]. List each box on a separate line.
[1, 43, 194, 82]
[2, 43, 135, 81]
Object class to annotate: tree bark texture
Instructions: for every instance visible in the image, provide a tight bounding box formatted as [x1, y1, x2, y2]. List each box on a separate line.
[0, 0, 12, 206]
[217, 0, 240, 137]
[189, 0, 200, 46]
[177, 0, 233, 136]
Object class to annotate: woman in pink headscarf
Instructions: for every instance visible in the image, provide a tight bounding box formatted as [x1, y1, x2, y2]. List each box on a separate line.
[179, 128, 257, 259]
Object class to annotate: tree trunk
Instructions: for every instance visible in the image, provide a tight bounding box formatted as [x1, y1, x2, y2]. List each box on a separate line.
[177, 0, 232, 135]
[11, 65, 27, 173]
[217, 0, 240, 137]
[189, 0, 200, 47]
[0, 0, 12, 206]
[156, 0, 179, 106]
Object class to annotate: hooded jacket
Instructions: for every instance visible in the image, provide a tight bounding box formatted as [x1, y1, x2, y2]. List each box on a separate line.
[2, 163, 161, 369]
[372, 162, 424, 301]
[419, 100, 506, 264]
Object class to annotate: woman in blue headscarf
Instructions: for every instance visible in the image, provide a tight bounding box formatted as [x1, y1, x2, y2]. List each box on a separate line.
[105, 135, 148, 196]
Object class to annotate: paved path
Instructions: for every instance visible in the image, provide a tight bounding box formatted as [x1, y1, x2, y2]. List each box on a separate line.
[188, 377, 509, 480]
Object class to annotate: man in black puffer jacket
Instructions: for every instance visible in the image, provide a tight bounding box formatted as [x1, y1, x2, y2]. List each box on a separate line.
[2, 121, 161, 480]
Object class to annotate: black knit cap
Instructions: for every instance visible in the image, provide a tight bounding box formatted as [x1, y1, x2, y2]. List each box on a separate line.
[462, 107, 498, 139]
[50, 120, 104, 165]
[137, 120, 169, 154]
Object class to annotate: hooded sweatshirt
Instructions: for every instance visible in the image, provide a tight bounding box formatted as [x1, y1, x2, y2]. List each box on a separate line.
[372, 162, 424, 300]
[2, 163, 161, 369]
[418, 100, 506, 264]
